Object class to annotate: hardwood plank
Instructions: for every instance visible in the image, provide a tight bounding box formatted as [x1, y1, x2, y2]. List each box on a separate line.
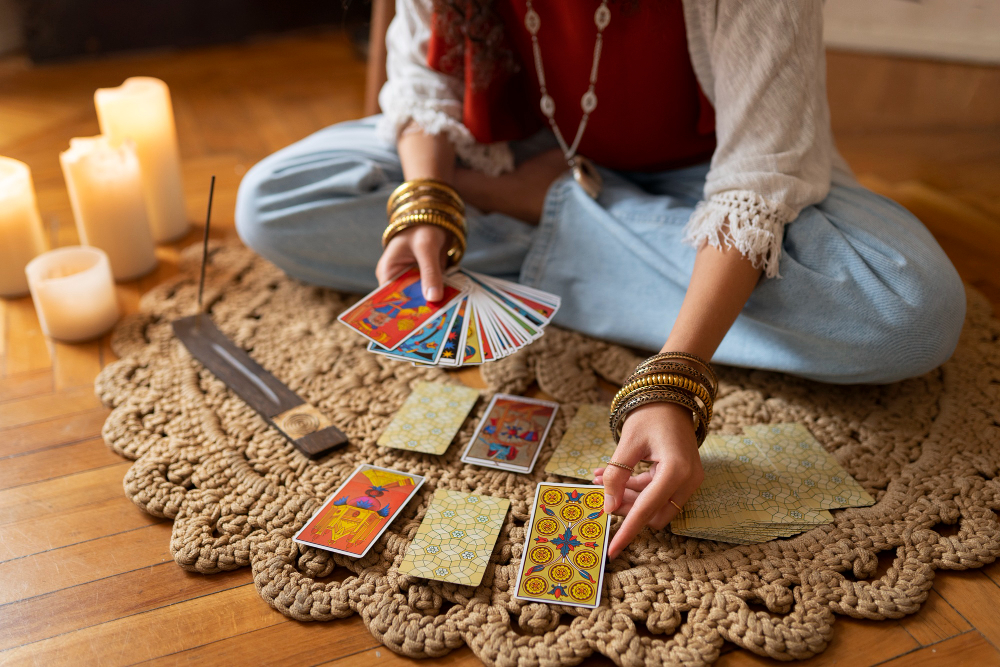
[52, 340, 103, 391]
[933, 569, 1000, 649]
[0, 462, 131, 527]
[0, 522, 172, 605]
[0, 584, 284, 666]
[715, 617, 918, 667]
[982, 559, 1000, 590]
[0, 297, 6, 372]
[0, 386, 102, 430]
[318, 646, 486, 667]
[875, 631, 1000, 667]
[898, 589, 972, 646]
[0, 437, 122, 490]
[0, 369, 52, 403]
[3, 296, 50, 375]
[0, 564, 250, 652]
[0, 494, 160, 562]
[0, 407, 109, 458]
[142, 614, 378, 666]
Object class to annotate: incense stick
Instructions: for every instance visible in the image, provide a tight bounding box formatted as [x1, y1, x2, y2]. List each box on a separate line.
[197, 175, 216, 312]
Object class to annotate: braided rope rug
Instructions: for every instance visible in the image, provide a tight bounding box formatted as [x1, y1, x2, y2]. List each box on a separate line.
[95, 242, 1000, 666]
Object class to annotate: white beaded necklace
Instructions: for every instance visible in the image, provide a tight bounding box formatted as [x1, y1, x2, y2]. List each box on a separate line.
[523, 0, 610, 199]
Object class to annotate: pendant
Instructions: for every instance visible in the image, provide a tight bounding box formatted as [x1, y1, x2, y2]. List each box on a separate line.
[571, 156, 602, 199]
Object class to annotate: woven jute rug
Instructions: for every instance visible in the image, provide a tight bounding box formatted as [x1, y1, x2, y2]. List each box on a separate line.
[95, 242, 1000, 666]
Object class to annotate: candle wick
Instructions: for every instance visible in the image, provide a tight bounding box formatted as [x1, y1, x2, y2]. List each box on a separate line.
[197, 175, 215, 313]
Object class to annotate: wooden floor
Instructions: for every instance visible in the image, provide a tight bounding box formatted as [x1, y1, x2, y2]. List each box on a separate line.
[1, 30, 999, 667]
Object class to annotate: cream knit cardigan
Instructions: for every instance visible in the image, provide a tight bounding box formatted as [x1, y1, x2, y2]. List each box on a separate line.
[377, 0, 836, 278]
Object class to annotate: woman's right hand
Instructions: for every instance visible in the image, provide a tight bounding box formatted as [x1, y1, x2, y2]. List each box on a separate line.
[375, 223, 449, 301]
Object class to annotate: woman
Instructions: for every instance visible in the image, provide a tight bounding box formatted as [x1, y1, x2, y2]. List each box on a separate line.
[236, 0, 965, 559]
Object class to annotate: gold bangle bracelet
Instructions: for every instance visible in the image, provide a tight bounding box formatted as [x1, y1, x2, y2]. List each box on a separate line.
[614, 383, 710, 437]
[390, 200, 466, 232]
[388, 188, 464, 218]
[638, 352, 718, 396]
[610, 373, 714, 424]
[383, 213, 467, 249]
[387, 179, 462, 215]
[610, 387, 708, 446]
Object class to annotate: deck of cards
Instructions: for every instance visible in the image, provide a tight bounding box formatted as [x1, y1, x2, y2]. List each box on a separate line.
[338, 266, 560, 366]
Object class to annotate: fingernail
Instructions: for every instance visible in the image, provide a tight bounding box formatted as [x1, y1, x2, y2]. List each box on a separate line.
[604, 496, 615, 513]
[426, 287, 441, 301]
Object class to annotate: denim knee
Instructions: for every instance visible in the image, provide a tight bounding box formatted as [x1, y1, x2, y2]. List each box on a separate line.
[234, 159, 273, 258]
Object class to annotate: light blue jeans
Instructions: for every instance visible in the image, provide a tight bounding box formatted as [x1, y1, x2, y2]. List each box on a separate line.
[235, 117, 965, 384]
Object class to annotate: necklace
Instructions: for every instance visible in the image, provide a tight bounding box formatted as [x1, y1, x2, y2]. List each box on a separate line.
[524, 0, 609, 199]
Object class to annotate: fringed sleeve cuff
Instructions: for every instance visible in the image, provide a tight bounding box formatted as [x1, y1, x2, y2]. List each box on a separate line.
[682, 190, 795, 279]
[375, 101, 514, 177]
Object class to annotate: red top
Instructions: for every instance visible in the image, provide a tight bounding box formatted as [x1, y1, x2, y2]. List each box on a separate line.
[428, 0, 716, 172]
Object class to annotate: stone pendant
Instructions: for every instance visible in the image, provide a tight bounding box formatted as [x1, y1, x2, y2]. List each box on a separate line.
[572, 156, 602, 200]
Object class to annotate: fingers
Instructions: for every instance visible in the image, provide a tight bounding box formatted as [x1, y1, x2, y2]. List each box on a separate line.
[593, 467, 655, 492]
[646, 465, 704, 531]
[607, 464, 688, 560]
[600, 439, 647, 515]
[411, 226, 447, 301]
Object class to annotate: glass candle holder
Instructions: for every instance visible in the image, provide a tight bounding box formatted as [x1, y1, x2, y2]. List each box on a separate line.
[25, 246, 121, 342]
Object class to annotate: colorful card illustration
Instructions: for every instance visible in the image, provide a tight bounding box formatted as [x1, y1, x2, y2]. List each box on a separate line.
[338, 267, 464, 350]
[461, 394, 559, 474]
[462, 303, 483, 365]
[437, 297, 468, 366]
[545, 404, 616, 481]
[293, 464, 425, 558]
[399, 488, 510, 586]
[377, 381, 480, 455]
[514, 483, 610, 608]
[367, 301, 460, 364]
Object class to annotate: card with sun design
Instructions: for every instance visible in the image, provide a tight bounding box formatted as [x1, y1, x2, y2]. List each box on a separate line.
[514, 483, 610, 609]
[399, 488, 510, 586]
[293, 464, 425, 558]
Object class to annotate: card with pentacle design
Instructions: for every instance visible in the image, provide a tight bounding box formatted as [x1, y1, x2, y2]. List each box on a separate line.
[399, 488, 510, 586]
[514, 483, 610, 609]
[377, 381, 480, 455]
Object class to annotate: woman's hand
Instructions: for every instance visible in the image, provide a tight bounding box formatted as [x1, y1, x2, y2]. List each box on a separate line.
[594, 402, 704, 559]
[375, 224, 448, 299]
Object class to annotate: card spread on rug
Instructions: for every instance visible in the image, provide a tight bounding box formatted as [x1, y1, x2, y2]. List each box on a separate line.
[377, 381, 480, 455]
[399, 488, 510, 586]
[461, 393, 559, 474]
[670, 423, 874, 544]
[345, 267, 561, 366]
[293, 464, 425, 557]
[545, 404, 616, 481]
[515, 483, 610, 609]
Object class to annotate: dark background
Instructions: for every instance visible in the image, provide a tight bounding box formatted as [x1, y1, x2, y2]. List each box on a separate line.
[21, 0, 369, 62]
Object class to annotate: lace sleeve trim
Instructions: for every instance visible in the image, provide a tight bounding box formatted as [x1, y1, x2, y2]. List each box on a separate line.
[682, 190, 795, 279]
[376, 103, 514, 177]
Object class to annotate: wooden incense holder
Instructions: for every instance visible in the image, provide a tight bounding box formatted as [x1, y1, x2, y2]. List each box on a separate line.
[172, 314, 348, 457]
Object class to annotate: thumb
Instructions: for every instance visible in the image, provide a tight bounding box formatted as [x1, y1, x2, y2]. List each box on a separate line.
[413, 230, 446, 302]
[601, 439, 643, 514]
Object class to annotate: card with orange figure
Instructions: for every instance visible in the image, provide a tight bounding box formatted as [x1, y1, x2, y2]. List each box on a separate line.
[293, 464, 425, 558]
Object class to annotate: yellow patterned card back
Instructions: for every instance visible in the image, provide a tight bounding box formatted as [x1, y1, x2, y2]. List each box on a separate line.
[545, 404, 615, 481]
[742, 423, 875, 509]
[514, 483, 610, 609]
[377, 381, 480, 455]
[399, 488, 509, 586]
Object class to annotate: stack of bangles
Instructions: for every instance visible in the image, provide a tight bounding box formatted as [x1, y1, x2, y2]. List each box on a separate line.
[609, 352, 718, 448]
[384, 178, 467, 267]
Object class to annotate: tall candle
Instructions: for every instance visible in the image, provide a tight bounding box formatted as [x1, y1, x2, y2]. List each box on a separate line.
[25, 246, 120, 342]
[94, 77, 188, 242]
[0, 157, 47, 297]
[60, 136, 157, 281]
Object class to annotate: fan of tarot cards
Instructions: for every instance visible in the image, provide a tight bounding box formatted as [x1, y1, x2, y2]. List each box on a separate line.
[338, 267, 561, 366]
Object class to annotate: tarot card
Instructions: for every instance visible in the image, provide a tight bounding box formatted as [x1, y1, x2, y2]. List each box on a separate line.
[367, 301, 460, 364]
[399, 488, 510, 586]
[463, 271, 546, 328]
[462, 303, 484, 365]
[293, 464, 425, 558]
[461, 394, 559, 473]
[377, 381, 480, 455]
[338, 266, 464, 350]
[436, 297, 468, 366]
[545, 404, 616, 481]
[514, 483, 610, 608]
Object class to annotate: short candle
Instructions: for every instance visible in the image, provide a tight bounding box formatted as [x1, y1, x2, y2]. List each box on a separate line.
[25, 246, 120, 342]
[0, 157, 47, 297]
[60, 136, 158, 281]
[95, 77, 188, 243]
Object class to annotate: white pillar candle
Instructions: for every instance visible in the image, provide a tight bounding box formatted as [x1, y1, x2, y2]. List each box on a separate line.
[60, 136, 158, 281]
[94, 77, 188, 243]
[25, 246, 120, 342]
[0, 157, 47, 297]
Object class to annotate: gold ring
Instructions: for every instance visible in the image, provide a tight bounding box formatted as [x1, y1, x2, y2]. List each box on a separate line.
[607, 461, 634, 473]
[669, 500, 683, 511]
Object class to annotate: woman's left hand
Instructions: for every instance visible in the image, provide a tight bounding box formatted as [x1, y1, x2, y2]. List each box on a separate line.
[594, 401, 704, 559]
